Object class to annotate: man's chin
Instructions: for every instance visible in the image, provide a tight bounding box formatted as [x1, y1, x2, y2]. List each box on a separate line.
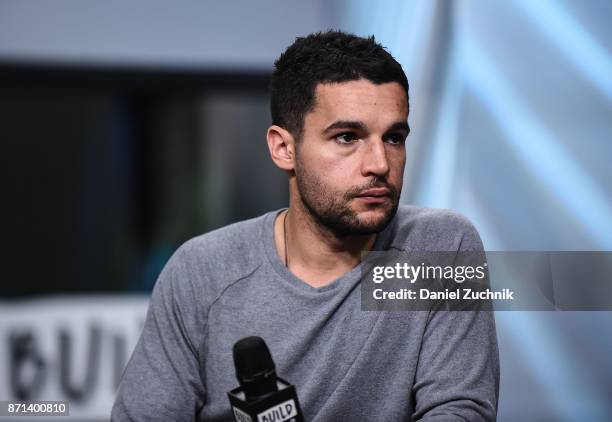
[340, 206, 397, 236]
[353, 216, 392, 234]
[301, 195, 398, 236]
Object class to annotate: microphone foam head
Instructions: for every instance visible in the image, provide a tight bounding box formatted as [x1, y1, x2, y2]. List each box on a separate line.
[233, 336, 275, 382]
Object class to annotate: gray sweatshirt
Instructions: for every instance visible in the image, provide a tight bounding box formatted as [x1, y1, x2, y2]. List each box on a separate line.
[112, 206, 499, 421]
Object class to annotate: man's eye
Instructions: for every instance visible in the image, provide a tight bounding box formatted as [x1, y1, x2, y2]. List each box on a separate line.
[335, 133, 358, 144]
[385, 134, 406, 145]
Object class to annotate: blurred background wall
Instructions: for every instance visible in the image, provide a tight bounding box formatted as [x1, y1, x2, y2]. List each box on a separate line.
[0, 0, 610, 420]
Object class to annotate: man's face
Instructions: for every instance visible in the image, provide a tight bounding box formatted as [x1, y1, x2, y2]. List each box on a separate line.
[294, 79, 409, 236]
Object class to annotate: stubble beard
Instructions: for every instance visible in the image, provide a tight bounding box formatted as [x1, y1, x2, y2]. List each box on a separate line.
[294, 160, 400, 237]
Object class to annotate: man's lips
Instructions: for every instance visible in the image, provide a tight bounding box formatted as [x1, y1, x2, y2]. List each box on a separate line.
[354, 188, 392, 203]
[356, 187, 391, 198]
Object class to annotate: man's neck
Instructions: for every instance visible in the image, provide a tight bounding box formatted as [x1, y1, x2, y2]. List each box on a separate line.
[274, 203, 377, 288]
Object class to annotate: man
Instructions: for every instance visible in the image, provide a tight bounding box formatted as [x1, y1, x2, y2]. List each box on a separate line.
[112, 31, 499, 421]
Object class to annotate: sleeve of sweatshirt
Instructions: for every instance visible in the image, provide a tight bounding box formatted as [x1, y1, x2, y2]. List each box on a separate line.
[412, 218, 500, 422]
[111, 245, 206, 422]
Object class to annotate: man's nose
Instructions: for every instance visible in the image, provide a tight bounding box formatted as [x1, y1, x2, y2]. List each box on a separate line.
[360, 139, 390, 177]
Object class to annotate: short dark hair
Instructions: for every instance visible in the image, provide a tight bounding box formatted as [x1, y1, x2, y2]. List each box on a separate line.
[270, 30, 409, 140]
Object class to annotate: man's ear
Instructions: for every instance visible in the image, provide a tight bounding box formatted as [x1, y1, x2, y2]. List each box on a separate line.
[266, 125, 296, 171]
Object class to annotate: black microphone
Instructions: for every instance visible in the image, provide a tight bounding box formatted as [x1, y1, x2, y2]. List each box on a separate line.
[228, 336, 304, 422]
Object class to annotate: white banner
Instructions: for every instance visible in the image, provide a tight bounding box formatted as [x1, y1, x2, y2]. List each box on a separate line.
[0, 295, 149, 420]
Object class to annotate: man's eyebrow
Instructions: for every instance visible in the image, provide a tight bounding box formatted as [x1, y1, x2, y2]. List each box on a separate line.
[386, 121, 410, 134]
[322, 120, 367, 134]
[322, 120, 410, 135]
